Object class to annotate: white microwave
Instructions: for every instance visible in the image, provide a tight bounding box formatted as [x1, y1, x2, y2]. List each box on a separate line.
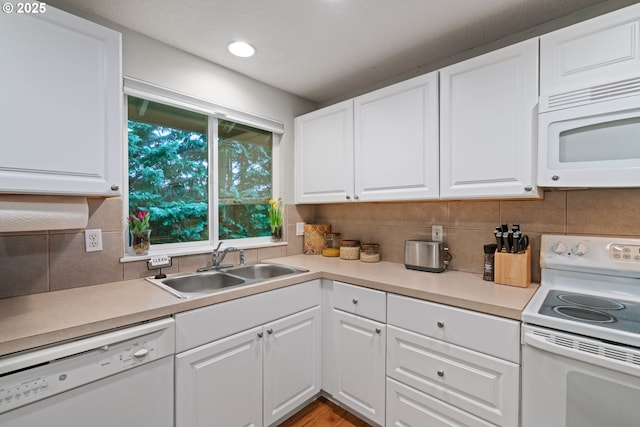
[538, 94, 640, 187]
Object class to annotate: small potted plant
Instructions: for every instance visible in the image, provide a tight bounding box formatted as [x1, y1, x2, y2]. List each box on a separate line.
[267, 197, 283, 242]
[128, 209, 151, 255]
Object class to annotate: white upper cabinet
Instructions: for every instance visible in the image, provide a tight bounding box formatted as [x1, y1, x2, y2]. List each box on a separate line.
[440, 38, 539, 199]
[295, 72, 439, 203]
[540, 3, 640, 112]
[295, 100, 354, 203]
[0, 6, 122, 196]
[354, 72, 439, 201]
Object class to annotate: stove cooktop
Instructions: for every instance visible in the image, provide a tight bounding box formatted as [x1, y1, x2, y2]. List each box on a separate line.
[538, 290, 640, 334]
[522, 234, 640, 347]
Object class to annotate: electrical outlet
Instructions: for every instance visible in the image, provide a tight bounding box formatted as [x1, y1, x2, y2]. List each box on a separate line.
[85, 229, 103, 252]
[296, 222, 306, 236]
[432, 225, 443, 242]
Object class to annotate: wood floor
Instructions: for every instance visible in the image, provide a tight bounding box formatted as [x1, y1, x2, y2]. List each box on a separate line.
[278, 397, 372, 427]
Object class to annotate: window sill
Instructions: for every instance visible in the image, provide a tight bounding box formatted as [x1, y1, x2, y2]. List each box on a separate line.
[120, 241, 288, 263]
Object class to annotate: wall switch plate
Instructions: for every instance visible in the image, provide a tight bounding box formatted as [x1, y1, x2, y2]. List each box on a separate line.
[432, 225, 443, 242]
[296, 222, 306, 236]
[85, 229, 103, 252]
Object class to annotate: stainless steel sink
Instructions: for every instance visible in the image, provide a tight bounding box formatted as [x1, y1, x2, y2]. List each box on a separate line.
[224, 263, 308, 280]
[146, 271, 247, 299]
[146, 263, 308, 298]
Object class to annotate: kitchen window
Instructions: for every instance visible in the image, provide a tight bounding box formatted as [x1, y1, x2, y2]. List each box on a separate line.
[125, 81, 281, 256]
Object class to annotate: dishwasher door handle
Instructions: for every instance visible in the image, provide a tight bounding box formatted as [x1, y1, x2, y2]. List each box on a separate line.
[133, 348, 150, 359]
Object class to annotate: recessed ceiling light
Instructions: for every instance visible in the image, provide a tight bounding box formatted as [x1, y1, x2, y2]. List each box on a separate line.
[227, 41, 256, 58]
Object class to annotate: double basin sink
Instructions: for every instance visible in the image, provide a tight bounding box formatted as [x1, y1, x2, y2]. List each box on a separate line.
[146, 263, 309, 299]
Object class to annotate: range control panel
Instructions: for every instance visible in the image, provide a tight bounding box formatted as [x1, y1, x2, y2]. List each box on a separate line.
[541, 234, 640, 277]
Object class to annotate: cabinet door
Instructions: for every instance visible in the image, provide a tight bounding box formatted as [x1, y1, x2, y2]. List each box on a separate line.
[440, 38, 539, 199]
[263, 306, 321, 426]
[540, 3, 640, 112]
[175, 327, 263, 427]
[354, 72, 439, 201]
[294, 100, 354, 203]
[0, 6, 122, 196]
[332, 309, 386, 425]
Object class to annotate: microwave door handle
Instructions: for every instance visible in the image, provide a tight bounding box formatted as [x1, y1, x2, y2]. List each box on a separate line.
[523, 329, 640, 378]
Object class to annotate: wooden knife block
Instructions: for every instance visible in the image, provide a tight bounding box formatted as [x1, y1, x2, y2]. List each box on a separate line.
[494, 247, 531, 287]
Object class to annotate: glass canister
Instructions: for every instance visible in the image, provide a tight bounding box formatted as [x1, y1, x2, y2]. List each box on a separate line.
[322, 233, 341, 257]
[360, 243, 381, 263]
[340, 240, 361, 260]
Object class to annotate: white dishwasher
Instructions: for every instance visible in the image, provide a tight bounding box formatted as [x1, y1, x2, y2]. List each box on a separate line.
[0, 317, 175, 427]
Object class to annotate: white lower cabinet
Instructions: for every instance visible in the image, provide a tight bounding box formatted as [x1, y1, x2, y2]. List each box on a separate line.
[386, 294, 521, 427]
[175, 281, 321, 427]
[176, 306, 320, 427]
[263, 306, 321, 426]
[386, 325, 518, 426]
[332, 309, 386, 426]
[175, 279, 522, 427]
[176, 326, 263, 427]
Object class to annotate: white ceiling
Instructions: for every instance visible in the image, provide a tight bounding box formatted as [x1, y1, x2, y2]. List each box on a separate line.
[51, 0, 626, 103]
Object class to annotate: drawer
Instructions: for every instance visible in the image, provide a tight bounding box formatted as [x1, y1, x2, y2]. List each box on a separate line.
[175, 280, 321, 353]
[386, 378, 496, 427]
[333, 281, 386, 322]
[387, 325, 519, 427]
[387, 294, 520, 363]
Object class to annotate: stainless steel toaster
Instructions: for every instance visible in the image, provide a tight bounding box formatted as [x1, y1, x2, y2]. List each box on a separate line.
[404, 240, 449, 273]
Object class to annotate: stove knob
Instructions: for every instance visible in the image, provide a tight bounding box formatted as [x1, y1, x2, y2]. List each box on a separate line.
[552, 241, 568, 254]
[572, 242, 589, 256]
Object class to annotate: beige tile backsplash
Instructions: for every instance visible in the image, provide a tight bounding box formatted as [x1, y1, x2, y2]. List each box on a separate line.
[1, 188, 639, 298]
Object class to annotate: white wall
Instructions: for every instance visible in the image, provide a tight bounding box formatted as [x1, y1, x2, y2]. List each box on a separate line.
[120, 28, 317, 202]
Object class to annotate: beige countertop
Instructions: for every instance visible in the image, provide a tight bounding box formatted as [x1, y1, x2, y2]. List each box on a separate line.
[0, 255, 538, 357]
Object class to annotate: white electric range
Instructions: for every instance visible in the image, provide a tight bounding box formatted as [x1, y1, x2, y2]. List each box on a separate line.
[521, 234, 640, 427]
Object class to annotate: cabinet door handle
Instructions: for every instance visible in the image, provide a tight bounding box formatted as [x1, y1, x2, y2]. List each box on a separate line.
[437, 321, 445, 328]
[375, 328, 382, 334]
[437, 370, 445, 377]
[352, 298, 358, 305]
[257, 332, 264, 338]
[267, 328, 274, 335]
[110, 184, 119, 191]
[346, 195, 351, 200]
[354, 195, 360, 200]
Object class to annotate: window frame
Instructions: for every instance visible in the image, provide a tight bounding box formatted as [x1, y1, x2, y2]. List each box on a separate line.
[123, 78, 283, 259]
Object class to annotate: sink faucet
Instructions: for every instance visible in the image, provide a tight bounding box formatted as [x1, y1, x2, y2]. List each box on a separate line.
[213, 241, 237, 268]
[197, 242, 244, 272]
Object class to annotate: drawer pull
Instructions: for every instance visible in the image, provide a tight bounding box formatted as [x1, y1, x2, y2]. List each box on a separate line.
[437, 321, 445, 328]
[352, 298, 358, 305]
[437, 370, 445, 377]
[375, 328, 382, 334]
[257, 332, 264, 338]
[267, 328, 274, 335]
